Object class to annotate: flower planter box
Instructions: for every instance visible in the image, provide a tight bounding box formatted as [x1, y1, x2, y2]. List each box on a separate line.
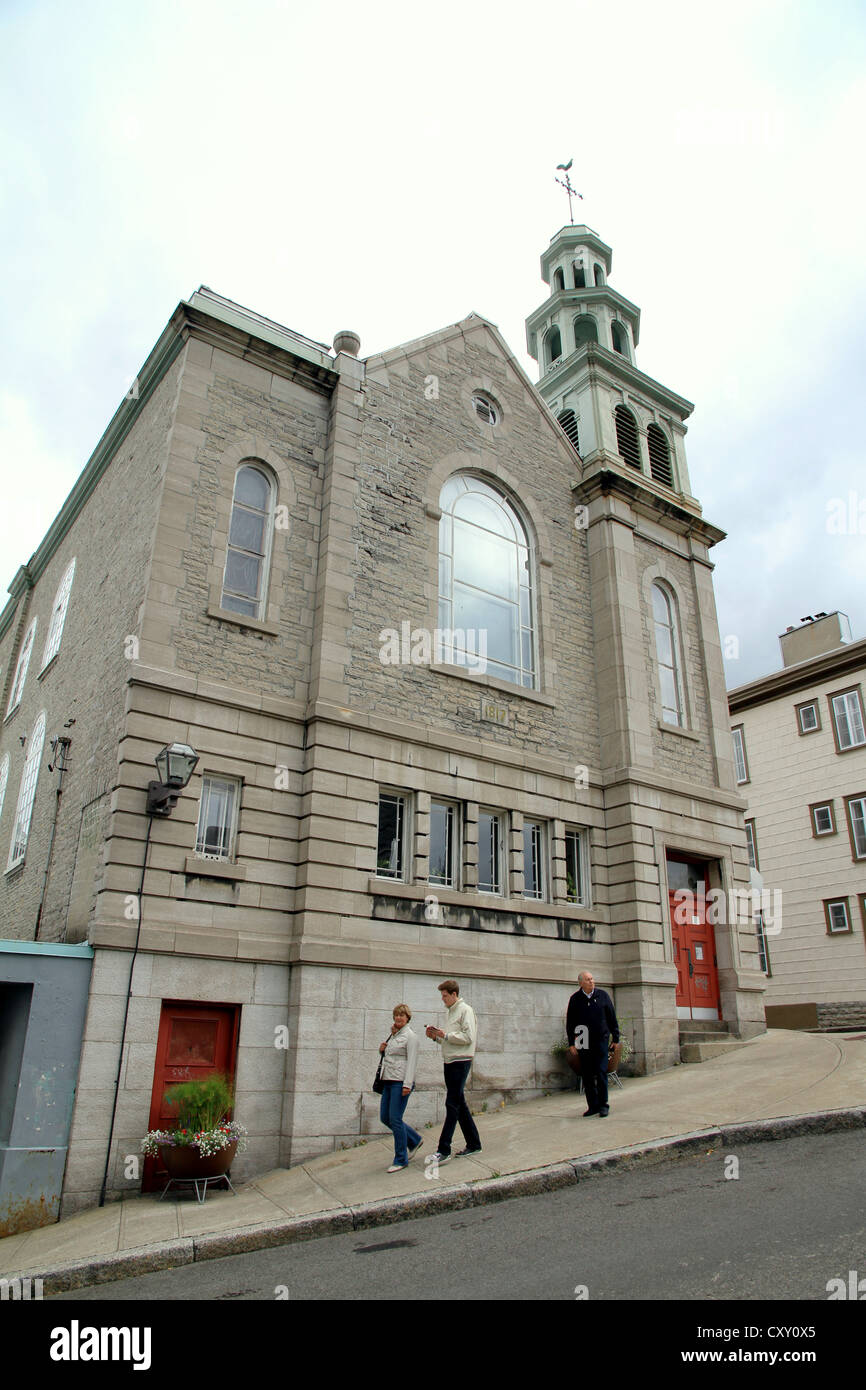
[158, 1140, 238, 1182]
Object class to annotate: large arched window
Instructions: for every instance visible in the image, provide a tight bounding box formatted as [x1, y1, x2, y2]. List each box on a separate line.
[438, 476, 536, 689]
[614, 405, 641, 470]
[573, 315, 598, 348]
[652, 584, 684, 726]
[8, 710, 46, 869]
[544, 326, 562, 367]
[221, 463, 274, 619]
[41, 558, 76, 671]
[647, 424, 674, 487]
[6, 618, 37, 717]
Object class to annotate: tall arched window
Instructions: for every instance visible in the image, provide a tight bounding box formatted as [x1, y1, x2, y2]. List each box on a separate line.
[0, 754, 8, 824]
[438, 476, 536, 689]
[6, 618, 37, 717]
[652, 585, 684, 727]
[8, 710, 46, 869]
[221, 463, 274, 619]
[647, 424, 673, 487]
[557, 409, 580, 455]
[611, 321, 629, 357]
[573, 316, 598, 348]
[615, 405, 641, 470]
[41, 558, 76, 671]
[553, 268, 565, 291]
[544, 326, 562, 367]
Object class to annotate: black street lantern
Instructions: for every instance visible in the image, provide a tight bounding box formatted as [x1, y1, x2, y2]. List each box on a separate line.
[146, 742, 199, 816]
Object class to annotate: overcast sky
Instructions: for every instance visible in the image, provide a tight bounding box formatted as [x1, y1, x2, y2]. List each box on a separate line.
[2, 0, 864, 687]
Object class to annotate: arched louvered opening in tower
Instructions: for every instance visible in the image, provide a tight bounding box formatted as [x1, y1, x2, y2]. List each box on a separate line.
[544, 325, 562, 367]
[573, 315, 598, 348]
[615, 405, 641, 470]
[611, 321, 629, 357]
[573, 263, 586, 288]
[557, 409, 581, 455]
[553, 268, 565, 291]
[647, 424, 674, 487]
[593, 264, 604, 285]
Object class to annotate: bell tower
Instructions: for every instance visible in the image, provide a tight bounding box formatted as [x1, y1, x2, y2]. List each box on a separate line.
[526, 224, 698, 503]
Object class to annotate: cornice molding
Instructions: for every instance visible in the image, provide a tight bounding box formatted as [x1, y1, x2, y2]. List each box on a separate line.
[574, 469, 726, 548]
[728, 638, 866, 712]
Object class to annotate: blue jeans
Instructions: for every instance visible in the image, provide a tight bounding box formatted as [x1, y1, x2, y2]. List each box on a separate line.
[379, 1081, 421, 1166]
[437, 1060, 481, 1156]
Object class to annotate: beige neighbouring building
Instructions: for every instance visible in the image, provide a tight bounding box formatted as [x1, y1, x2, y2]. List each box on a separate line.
[728, 612, 866, 1029]
[0, 223, 764, 1223]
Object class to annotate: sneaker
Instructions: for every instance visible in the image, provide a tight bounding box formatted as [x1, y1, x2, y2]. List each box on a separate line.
[598, 1106, 610, 1117]
[431, 1151, 451, 1164]
[407, 1139, 423, 1162]
[387, 1162, 408, 1173]
[583, 1108, 599, 1117]
[455, 1146, 483, 1157]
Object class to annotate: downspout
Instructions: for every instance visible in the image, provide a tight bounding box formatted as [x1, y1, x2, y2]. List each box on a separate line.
[34, 736, 71, 940]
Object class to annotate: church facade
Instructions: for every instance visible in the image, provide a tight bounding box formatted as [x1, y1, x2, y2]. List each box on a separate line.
[0, 226, 765, 1219]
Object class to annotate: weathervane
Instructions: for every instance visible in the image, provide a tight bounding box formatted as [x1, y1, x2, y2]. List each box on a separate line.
[555, 160, 582, 224]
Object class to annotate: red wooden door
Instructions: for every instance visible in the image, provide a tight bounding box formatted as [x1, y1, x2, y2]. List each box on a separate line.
[667, 857, 721, 1020]
[142, 1001, 240, 1192]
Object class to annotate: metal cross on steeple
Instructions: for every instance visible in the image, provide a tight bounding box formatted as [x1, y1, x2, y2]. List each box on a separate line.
[555, 160, 583, 225]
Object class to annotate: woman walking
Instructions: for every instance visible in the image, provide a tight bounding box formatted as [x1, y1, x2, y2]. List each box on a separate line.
[378, 1004, 422, 1173]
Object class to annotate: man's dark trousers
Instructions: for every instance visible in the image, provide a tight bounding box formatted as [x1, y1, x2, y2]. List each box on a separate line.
[579, 1033, 610, 1112]
[438, 1060, 481, 1155]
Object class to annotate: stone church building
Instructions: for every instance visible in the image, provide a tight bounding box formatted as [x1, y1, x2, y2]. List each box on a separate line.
[0, 224, 764, 1222]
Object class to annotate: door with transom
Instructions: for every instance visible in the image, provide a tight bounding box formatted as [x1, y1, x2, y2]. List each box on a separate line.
[666, 855, 721, 1021]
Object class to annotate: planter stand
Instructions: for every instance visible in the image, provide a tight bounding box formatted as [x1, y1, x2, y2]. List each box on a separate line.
[159, 1171, 237, 1204]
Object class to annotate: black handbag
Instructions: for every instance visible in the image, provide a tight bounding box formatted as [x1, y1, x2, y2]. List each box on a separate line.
[373, 1045, 386, 1094]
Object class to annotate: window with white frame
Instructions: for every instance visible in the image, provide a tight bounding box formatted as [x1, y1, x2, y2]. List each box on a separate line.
[40, 558, 76, 671]
[522, 819, 546, 900]
[7, 710, 46, 870]
[6, 618, 37, 717]
[220, 464, 274, 619]
[194, 776, 241, 860]
[811, 802, 835, 837]
[438, 475, 536, 689]
[844, 794, 866, 860]
[731, 725, 748, 784]
[652, 584, 684, 727]
[796, 700, 819, 735]
[564, 827, 588, 904]
[824, 898, 851, 934]
[477, 809, 504, 894]
[830, 688, 866, 752]
[429, 800, 459, 888]
[744, 819, 758, 869]
[0, 753, 8, 823]
[755, 911, 771, 974]
[376, 790, 408, 880]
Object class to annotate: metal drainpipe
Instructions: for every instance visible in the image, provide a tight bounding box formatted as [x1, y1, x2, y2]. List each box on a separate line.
[34, 736, 71, 939]
[98, 812, 154, 1208]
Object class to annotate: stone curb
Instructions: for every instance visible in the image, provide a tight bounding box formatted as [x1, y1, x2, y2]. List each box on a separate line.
[9, 1106, 865, 1295]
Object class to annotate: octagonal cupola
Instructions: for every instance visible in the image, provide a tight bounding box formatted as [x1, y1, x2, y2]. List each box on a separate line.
[526, 225, 640, 375]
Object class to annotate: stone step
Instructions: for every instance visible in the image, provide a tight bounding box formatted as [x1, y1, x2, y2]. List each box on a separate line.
[678, 1018, 729, 1034]
[680, 1038, 753, 1064]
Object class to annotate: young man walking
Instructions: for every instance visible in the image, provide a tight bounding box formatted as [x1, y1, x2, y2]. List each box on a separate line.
[425, 979, 482, 1163]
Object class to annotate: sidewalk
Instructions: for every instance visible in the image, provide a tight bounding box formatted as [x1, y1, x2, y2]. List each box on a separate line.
[2, 1029, 865, 1293]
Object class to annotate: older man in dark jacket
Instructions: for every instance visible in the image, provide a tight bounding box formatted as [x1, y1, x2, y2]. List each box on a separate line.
[566, 970, 619, 1117]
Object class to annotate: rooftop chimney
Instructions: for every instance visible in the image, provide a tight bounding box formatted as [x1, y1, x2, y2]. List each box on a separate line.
[779, 611, 852, 667]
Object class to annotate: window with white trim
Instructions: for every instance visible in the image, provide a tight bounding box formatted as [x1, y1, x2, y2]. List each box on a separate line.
[429, 800, 459, 888]
[220, 464, 274, 619]
[797, 701, 819, 735]
[0, 753, 8, 823]
[731, 725, 748, 784]
[40, 558, 76, 671]
[564, 827, 589, 905]
[824, 898, 851, 934]
[522, 819, 546, 900]
[7, 710, 46, 870]
[755, 911, 771, 974]
[477, 809, 504, 895]
[6, 618, 37, 717]
[438, 475, 536, 689]
[376, 790, 408, 881]
[830, 688, 865, 751]
[811, 802, 835, 837]
[194, 776, 241, 860]
[744, 819, 758, 869]
[652, 583, 684, 727]
[845, 795, 866, 859]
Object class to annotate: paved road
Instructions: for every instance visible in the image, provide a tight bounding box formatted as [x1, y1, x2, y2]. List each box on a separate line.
[52, 1131, 865, 1302]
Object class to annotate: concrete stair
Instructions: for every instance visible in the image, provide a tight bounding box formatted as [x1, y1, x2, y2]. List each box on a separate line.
[678, 1019, 753, 1063]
